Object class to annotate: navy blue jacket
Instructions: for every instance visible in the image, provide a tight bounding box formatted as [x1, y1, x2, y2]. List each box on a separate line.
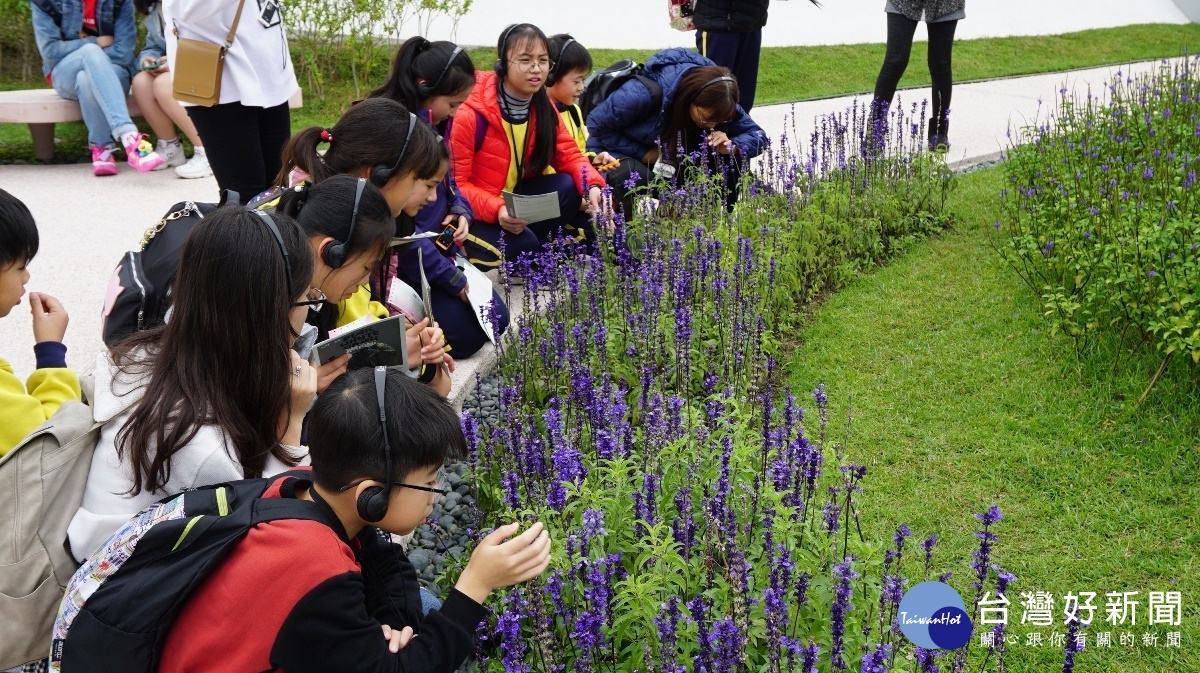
[585, 48, 768, 162]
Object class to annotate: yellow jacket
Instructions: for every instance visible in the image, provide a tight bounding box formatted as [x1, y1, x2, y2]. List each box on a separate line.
[337, 286, 390, 326]
[0, 353, 81, 456]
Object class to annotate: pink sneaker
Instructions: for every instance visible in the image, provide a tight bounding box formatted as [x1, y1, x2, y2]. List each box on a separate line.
[123, 133, 164, 173]
[91, 145, 117, 176]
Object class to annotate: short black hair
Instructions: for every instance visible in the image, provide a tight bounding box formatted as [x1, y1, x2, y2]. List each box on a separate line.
[0, 188, 38, 268]
[307, 368, 467, 490]
[547, 34, 593, 86]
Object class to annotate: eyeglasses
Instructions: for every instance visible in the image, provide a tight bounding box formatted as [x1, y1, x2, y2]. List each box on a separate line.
[292, 287, 328, 313]
[509, 58, 554, 73]
[338, 468, 450, 497]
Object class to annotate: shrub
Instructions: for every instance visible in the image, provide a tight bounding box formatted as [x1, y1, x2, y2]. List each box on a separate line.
[994, 56, 1200, 396]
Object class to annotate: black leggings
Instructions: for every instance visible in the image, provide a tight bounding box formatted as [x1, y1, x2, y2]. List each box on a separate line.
[187, 101, 291, 204]
[873, 13, 958, 121]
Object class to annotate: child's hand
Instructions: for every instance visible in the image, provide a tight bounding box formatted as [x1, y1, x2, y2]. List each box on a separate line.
[96, 35, 114, 48]
[455, 522, 551, 604]
[315, 353, 350, 393]
[444, 214, 470, 243]
[288, 351, 317, 416]
[29, 293, 68, 344]
[381, 624, 415, 653]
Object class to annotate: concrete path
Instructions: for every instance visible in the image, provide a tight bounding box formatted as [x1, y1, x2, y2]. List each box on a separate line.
[0, 58, 1178, 404]
[421, 0, 1190, 50]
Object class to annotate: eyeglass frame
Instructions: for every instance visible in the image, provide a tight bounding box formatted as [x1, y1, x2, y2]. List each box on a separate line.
[508, 57, 554, 73]
[292, 287, 328, 312]
[336, 468, 449, 497]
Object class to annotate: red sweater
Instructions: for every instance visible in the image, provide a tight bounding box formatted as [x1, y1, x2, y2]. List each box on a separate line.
[158, 472, 486, 672]
[450, 70, 605, 223]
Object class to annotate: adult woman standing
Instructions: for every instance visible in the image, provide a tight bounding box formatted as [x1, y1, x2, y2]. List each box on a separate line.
[162, 0, 298, 201]
[871, 0, 964, 150]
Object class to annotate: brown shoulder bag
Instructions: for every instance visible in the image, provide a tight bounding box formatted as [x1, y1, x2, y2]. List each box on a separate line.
[171, 0, 247, 106]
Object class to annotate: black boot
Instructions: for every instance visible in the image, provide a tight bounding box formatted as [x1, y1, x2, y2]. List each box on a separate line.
[928, 116, 950, 152]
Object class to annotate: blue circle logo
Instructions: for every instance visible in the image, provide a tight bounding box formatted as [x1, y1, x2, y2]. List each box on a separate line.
[898, 582, 974, 650]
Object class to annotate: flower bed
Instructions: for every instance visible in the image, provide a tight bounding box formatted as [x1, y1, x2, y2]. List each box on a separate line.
[441, 104, 1049, 671]
[995, 56, 1200, 395]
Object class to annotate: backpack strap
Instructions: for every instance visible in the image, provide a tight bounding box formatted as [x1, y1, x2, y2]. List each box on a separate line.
[474, 109, 488, 153]
[635, 74, 664, 113]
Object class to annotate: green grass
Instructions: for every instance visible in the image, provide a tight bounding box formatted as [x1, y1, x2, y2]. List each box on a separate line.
[4, 23, 1200, 162]
[783, 166, 1200, 671]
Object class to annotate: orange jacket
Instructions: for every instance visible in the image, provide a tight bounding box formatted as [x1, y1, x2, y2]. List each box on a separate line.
[450, 70, 604, 223]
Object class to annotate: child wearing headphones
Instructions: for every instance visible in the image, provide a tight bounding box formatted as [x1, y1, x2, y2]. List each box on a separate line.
[368, 38, 510, 359]
[68, 206, 317, 564]
[450, 23, 610, 270]
[151, 368, 551, 672]
[545, 34, 615, 169]
[269, 100, 455, 395]
[585, 48, 769, 214]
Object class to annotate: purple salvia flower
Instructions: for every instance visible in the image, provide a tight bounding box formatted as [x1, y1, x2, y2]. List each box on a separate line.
[859, 643, 891, 673]
[831, 557, 859, 670]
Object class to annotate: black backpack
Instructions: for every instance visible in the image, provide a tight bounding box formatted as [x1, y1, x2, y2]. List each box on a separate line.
[100, 191, 239, 348]
[51, 471, 325, 672]
[579, 59, 664, 123]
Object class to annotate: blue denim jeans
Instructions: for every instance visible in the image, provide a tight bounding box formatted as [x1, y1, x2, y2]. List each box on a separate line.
[50, 42, 136, 147]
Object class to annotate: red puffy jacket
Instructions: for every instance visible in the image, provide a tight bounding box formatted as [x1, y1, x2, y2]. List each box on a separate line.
[450, 70, 604, 223]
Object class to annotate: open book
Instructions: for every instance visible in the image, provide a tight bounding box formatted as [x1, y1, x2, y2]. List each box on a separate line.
[312, 314, 406, 368]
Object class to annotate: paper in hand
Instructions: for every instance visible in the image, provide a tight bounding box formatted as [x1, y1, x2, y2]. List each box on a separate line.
[390, 231, 440, 247]
[503, 191, 560, 224]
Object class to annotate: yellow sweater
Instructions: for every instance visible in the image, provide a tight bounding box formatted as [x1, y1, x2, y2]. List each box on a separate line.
[337, 285, 390, 326]
[0, 356, 81, 456]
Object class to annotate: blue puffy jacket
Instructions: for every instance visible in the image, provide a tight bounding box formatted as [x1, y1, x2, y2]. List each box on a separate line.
[585, 48, 768, 161]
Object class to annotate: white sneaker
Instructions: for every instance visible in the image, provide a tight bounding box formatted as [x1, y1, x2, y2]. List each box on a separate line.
[154, 139, 185, 169]
[175, 149, 212, 179]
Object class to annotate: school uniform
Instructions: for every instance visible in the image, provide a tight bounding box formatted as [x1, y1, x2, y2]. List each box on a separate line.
[693, 0, 767, 112]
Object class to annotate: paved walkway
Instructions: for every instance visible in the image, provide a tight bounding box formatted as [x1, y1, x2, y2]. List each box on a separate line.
[0, 58, 1177, 405]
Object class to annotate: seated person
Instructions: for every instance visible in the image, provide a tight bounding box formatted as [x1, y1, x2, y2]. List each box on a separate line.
[585, 48, 768, 214]
[30, 0, 164, 175]
[154, 367, 552, 672]
[0, 188, 81, 456]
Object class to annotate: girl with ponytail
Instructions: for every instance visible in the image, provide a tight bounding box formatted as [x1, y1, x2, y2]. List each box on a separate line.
[369, 36, 509, 359]
[449, 23, 610, 270]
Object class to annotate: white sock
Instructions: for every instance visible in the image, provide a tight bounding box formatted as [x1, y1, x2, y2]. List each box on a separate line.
[119, 131, 141, 148]
[165, 137, 182, 147]
[192, 146, 206, 157]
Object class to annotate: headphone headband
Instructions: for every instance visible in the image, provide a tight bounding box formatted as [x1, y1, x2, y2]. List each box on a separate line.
[251, 210, 293, 300]
[426, 45, 464, 96]
[323, 177, 367, 269]
[356, 366, 395, 523]
[371, 112, 418, 185]
[548, 37, 575, 85]
[685, 75, 737, 110]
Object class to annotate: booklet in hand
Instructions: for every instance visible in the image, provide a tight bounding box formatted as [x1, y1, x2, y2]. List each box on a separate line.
[502, 190, 560, 224]
[312, 315, 406, 369]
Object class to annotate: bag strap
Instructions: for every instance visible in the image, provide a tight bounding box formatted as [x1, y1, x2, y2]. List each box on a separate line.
[224, 0, 249, 48]
[635, 74, 664, 113]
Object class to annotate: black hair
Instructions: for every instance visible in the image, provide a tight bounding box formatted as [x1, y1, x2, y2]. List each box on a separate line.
[369, 36, 476, 112]
[396, 142, 451, 238]
[276, 174, 394, 263]
[277, 98, 444, 189]
[133, 0, 157, 15]
[0, 188, 38, 267]
[495, 23, 559, 176]
[307, 367, 466, 491]
[546, 34, 592, 87]
[662, 65, 740, 160]
[112, 206, 313, 495]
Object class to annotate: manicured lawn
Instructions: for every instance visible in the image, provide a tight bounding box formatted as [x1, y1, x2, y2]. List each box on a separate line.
[783, 166, 1200, 671]
[4, 23, 1200, 161]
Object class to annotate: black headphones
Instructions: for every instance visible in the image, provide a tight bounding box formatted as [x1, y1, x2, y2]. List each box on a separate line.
[494, 23, 519, 75]
[320, 177, 366, 269]
[252, 209, 293, 300]
[685, 75, 737, 110]
[369, 112, 417, 187]
[356, 366, 395, 523]
[546, 37, 575, 88]
[418, 45, 464, 100]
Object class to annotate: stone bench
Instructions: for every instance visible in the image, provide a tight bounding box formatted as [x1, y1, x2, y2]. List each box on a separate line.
[446, 272, 524, 411]
[0, 88, 303, 161]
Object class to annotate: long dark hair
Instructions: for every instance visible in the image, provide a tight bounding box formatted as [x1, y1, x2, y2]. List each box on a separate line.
[133, 0, 156, 15]
[396, 142, 451, 237]
[276, 98, 444, 188]
[369, 36, 476, 112]
[112, 206, 314, 495]
[495, 23, 559, 176]
[661, 65, 740, 159]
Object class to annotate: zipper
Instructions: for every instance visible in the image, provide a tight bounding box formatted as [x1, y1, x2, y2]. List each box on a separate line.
[126, 251, 148, 331]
